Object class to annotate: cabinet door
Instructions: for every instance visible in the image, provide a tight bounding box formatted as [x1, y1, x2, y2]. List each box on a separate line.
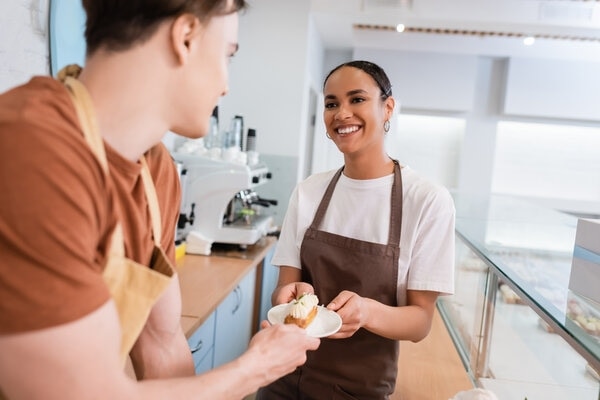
[213, 269, 257, 367]
[194, 347, 215, 375]
[187, 312, 216, 374]
[258, 246, 278, 325]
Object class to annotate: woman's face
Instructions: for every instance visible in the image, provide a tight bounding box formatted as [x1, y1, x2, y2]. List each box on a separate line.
[323, 66, 393, 157]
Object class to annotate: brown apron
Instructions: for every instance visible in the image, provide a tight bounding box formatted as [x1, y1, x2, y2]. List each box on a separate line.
[258, 161, 403, 400]
[61, 68, 175, 367]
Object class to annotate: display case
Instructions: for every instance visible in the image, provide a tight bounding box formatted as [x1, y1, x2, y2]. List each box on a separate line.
[438, 194, 600, 400]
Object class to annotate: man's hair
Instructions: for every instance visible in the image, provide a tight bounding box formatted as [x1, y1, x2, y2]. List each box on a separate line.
[82, 0, 247, 54]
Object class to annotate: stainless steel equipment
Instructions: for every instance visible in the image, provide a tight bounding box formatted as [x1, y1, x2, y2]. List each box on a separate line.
[173, 153, 275, 249]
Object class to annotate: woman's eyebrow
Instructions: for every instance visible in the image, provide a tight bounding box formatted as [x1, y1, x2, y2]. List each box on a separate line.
[325, 89, 368, 100]
[347, 89, 367, 96]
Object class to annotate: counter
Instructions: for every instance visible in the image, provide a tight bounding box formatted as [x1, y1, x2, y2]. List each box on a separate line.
[177, 236, 276, 337]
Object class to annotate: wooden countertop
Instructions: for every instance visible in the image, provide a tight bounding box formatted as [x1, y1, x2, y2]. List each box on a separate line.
[177, 237, 276, 337]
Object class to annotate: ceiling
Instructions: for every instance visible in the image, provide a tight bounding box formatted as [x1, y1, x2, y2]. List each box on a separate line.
[309, 0, 600, 60]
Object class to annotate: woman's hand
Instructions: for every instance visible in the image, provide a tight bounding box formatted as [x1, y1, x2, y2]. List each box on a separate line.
[271, 266, 312, 306]
[325, 290, 371, 339]
[272, 281, 315, 305]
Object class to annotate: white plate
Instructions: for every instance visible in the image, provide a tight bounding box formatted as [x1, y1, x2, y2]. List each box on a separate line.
[267, 303, 342, 338]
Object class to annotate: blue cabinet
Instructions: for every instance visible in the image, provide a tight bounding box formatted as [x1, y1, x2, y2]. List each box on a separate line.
[187, 311, 216, 375]
[258, 246, 278, 326]
[187, 268, 257, 372]
[213, 268, 257, 367]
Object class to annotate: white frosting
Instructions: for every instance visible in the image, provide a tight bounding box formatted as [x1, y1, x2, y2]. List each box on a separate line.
[288, 293, 318, 319]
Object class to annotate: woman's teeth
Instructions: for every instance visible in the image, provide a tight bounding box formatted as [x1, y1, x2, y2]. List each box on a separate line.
[337, 126, 359, 135]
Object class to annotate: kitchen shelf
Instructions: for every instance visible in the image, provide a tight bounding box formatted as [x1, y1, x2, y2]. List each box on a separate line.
[438, 193, 600, 400]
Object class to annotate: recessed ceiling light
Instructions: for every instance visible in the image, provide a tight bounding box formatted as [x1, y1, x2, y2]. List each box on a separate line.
[523, 36, 535, 46]
[396, 23, 405, 33]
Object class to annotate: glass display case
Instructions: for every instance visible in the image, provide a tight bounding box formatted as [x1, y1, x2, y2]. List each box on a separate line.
[438, 194, 600, 400]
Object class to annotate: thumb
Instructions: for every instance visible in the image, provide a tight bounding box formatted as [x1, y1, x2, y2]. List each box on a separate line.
[326, 290, 352, 311]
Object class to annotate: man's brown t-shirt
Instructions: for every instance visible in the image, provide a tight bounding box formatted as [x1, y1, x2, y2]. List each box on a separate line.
[0, 77, 181, 333]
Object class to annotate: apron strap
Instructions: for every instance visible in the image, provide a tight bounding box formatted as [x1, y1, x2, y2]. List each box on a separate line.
[310, 162, 403, 247]
[309, 166, 344, 230]
[63, 75, 108, 173]
[388, 160, 403, 246]
[139, 156, 162, 246]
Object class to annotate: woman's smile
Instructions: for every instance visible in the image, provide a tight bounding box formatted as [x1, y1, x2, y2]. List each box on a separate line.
[335, 124, 361, 136]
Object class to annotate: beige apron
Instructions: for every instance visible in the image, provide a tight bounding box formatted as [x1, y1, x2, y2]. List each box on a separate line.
[258, 161, 403, 400]
[0, 68, 176, 400]
[60, 66, 175, 367]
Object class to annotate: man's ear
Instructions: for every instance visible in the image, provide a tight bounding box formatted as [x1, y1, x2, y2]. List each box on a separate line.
[170, 13, 201, 65]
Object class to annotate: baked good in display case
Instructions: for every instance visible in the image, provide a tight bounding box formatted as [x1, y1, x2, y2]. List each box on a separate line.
[566, 293, 600, 339]
[499, 283, 527, 305]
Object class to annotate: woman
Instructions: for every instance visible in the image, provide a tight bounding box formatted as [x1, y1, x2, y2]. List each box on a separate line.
[257, 60, 455, 399]
[0, 1, 318, 399]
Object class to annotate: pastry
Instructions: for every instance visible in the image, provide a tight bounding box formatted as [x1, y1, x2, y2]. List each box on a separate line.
[499, 284, 526, 305]
[284, 293, 319, 329]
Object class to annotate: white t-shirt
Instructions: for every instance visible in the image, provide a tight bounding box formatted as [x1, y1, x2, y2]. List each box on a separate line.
[272, 166, 455, 306]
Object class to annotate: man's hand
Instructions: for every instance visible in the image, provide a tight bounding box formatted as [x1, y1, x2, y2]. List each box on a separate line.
[241, 321, 320, 385]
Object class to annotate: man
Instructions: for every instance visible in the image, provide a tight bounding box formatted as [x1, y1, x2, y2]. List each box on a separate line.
[0, 1, 319, 398]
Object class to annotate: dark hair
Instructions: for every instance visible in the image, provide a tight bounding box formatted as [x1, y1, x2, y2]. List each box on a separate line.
[82, 0, 248, 54]
[323, 60, 392, 100]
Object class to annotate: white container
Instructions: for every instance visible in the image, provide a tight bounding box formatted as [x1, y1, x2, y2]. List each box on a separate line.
[569, 218, 600, 305]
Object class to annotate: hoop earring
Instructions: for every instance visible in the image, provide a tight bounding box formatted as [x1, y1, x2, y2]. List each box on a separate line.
[383, 120, 390, 133]
[326, 132, 332, 139]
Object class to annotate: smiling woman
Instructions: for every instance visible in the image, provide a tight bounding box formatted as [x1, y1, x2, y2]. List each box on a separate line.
[256, 60, 456, 400]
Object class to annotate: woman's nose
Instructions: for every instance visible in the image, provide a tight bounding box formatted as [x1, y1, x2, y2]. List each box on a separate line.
[334, 103, 352, 120]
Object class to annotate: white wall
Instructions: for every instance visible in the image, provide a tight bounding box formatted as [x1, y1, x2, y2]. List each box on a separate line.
[216, 0, 328, 225]
[219, 0, 312, 161]
[0, 0, 49, 93]
[504, 57, 600, 122]
[354, 48, 478, 112]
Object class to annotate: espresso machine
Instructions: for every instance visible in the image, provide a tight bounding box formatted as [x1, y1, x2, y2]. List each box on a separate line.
[173, 153, 276, 253]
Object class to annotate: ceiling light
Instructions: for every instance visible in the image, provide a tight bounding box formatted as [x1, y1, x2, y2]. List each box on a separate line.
[396, 23, 405, 33]
[523, 36, 536, 46]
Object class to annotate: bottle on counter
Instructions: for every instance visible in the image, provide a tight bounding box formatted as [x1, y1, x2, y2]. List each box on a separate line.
[222, 115, 246, 163]
[205, 107, 221, 148]
[226, 115, 244, 150]
[246, 128, 259, 166]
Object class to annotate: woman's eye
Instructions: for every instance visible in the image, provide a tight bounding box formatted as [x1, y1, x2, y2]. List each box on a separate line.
[324, 102, 337, 109]
[351, 97, 365, 104]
